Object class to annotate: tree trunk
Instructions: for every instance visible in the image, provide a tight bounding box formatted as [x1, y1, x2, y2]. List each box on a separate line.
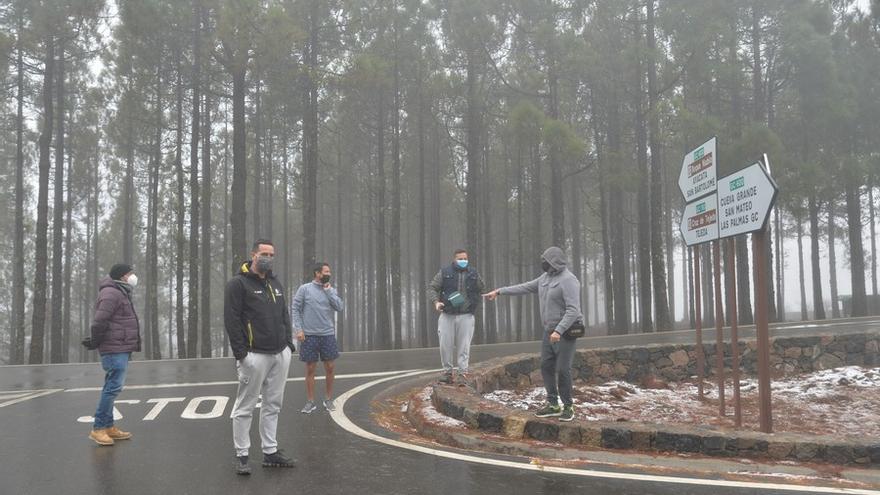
[736, 236, 754, 324]
[146, 59, 163, 360]
[809, 195, 826, 319]
[547, 65, 565, 247]
[335, 133, 345, 350]
[647, 0, 672, 330]
[480, 138, 495, 344]
[62, 70, 73, 363]
[797, 217, 808, 320]
[846, 183, 868, 316]
[417, 57, 428, 348]
[175, 48, 187, 358]
[609, 92, 629, 334]
[12, 9, 26, 364]
[635, 19, 652, 333]
[775, 207, 785, 321]
[230, 64, 248, 262]
[752, 1, 765, 123]
[201, 89, 212, 358]
[50, 48, 65, 363]
[828, 201, 841, 318]
[30, 34, 55, 364]
[531, 137, 542, 337]
[223, 103, 231, 357]
[687, 246, 695, 328]
[123, 88, 135, 264]
[425, 103, 442, 346]
[253, 82, 263, 236]
[391, 28, 403, 349]
[684, 240, 692, 327]
[870, 186, 878, 297]
[375, 90, 390, 349]
[465, 48, 480, 265]
[188, 0, 201, 358]
[593, 90, 614, 332]
[301, 0, 319, 280]
[702, 244, 714, 326]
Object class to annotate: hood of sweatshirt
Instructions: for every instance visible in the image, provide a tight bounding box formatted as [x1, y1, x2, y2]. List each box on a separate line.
[541, 246, 567, 274]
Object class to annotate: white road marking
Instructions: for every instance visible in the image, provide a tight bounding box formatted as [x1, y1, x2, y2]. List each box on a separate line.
[61, 369, 427, 392]
[0, 392, 31, 401]
[181, 396, 229, 419]
[0, 389, 63, 408]
[143, 397, 186, 420]
[330, 371, 880, 495]
[77, 399, 141, 423]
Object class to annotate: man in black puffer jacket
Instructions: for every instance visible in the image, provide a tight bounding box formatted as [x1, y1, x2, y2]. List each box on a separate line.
[224, 239, 295, 475]
[87, 263, 141, 446]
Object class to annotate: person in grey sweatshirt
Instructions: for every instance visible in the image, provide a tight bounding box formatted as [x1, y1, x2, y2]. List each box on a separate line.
[292, 262, 344, 414]
[483, 246, 582, 422]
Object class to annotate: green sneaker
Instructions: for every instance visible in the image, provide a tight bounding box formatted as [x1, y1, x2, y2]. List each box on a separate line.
[534, 403, 562, 418]
[559, 405, 575, 422]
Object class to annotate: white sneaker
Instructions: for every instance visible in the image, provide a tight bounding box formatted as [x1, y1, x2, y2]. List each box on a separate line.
[301, 401, 317, 414]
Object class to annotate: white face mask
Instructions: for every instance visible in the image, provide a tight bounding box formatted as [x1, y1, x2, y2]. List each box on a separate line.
[126, 274, 138, 287]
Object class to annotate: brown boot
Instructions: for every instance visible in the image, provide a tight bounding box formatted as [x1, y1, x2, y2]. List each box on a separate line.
[106, 426, 132, 440]
[89, 429, 115, 446]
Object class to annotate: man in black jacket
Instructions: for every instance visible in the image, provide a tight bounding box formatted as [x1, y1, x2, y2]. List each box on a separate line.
[428, 249, 485, 385]
[225, 239, 295, 475]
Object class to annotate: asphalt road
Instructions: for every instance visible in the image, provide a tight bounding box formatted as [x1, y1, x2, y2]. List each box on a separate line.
[1, 318, 879, 495]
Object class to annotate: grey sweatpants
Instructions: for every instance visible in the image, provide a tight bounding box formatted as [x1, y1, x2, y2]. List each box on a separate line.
[231, 347, 292, 457]
[541, 332, 577, 407]
[438, 313, 475, 374]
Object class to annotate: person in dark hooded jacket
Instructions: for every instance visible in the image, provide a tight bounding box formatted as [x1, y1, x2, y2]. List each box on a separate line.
[483, 247, 583, 422]
[87, 263, 140, 446]
[224, 239, 295, 475]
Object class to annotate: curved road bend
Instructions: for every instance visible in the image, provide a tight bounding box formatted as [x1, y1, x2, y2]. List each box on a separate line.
[0, 317, 878, 494]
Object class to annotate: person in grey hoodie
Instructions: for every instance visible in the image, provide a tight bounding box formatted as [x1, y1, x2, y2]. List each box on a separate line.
[483, 246, 582, 422]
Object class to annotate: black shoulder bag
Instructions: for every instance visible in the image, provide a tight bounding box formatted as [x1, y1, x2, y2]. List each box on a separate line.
[563, 319, 586, 340]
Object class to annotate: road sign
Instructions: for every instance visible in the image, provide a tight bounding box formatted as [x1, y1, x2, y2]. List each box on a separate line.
[680, 193, 719, 246]
[717, 162, 778, 238]
[679, 137, 717, 202]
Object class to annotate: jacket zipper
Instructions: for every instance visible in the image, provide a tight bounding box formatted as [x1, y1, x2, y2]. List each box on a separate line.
[266, 281, 277, 303]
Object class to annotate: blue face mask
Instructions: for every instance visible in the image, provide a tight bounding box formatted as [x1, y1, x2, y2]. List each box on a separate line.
[456, 259, 469, 269]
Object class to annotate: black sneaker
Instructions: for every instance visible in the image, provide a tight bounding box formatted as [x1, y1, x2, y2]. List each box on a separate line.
[235, 455, 251, 475]
[438, 373, 454, 385]
[560, 405, 575, 422]
[534, 403, 562, 418]
[263, 450, 295, 468]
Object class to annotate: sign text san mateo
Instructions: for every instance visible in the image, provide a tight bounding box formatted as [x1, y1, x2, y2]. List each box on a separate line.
[717, 162, 778, 239]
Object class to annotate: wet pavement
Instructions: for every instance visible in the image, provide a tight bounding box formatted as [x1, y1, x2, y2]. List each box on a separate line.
[2, 318, 879, 495]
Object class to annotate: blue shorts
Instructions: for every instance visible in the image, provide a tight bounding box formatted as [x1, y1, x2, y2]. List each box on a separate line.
[299, 335, 340, 363]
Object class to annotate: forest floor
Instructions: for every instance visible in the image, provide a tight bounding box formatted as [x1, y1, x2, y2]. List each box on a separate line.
[482, 366, 880, 438]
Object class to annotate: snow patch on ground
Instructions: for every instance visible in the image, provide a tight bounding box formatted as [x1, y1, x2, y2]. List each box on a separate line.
[417, 387, 467, 428]
[483, 366, 880, 437]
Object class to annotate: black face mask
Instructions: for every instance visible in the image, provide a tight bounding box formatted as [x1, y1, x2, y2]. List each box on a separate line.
[542, 260, 552, 273]
[321, 274, 331, 284]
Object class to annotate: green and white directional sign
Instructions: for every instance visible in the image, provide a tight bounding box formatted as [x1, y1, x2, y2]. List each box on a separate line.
[679, 137, 717, 203]
[680, 194, 719, 246]
[717, 162, 778, 238]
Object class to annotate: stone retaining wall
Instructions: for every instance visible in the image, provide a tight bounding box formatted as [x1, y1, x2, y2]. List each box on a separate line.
[428, 384, 880, 466]
[472, 331, 880, 394]
[419, 330, 880, 467]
